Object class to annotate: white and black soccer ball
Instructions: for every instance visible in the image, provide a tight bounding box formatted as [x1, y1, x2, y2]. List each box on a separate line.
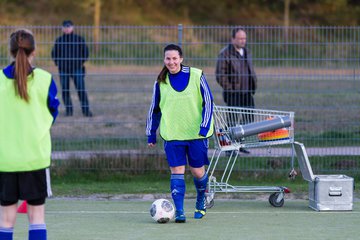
[150, 199, 175, 223]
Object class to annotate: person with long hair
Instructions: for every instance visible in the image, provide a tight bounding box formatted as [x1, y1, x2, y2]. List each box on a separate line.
[0, 29, 59, 240]
[146, 44, 214, 223]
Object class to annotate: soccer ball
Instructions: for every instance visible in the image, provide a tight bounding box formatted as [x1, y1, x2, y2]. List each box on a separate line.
[150, 199, 175, 223]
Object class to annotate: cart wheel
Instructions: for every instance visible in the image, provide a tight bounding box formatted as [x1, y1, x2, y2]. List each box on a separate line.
[269, 192, 284, 207]
[206, 199, 214, 209]
[205, 192, 215, 209]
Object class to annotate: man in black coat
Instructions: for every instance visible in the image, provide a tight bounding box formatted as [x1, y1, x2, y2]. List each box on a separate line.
[216, 28, 257, 110]
[215, 28, 258, 153]
[52, 20, 92, 117]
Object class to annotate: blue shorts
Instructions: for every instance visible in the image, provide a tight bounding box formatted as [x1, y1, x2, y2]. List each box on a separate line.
[164, 139, 210, 168]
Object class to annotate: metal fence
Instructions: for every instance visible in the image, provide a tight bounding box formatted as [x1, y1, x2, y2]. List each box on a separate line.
[1, 25, 359, 173]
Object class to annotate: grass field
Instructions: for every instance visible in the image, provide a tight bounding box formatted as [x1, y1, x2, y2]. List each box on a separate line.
[11, 198, 360, 240]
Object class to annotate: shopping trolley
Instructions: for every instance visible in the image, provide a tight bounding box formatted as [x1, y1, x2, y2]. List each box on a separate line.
[206, 105, 296, 208]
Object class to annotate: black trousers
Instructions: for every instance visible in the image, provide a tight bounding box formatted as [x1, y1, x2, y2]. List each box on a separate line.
[223, 91, 255, 125]
[59, 68, 91, 116]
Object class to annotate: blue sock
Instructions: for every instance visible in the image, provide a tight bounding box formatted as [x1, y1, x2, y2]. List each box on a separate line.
[29, 224, 47, 240]
[0, 227, 13, 240]
[170, 174, 185, 213]
[194, 173, 208, 209]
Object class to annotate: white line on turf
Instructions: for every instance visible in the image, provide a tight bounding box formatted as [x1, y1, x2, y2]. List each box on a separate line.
[46, 211, 360, 214]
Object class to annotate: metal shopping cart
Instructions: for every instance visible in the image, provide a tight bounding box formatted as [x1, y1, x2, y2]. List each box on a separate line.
[206, 105, 296, 208]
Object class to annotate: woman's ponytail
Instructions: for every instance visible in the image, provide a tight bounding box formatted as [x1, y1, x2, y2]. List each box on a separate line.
[9, 29, 35, 102]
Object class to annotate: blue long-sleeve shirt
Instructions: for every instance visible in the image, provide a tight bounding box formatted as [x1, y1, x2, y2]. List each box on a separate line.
[146, 65, 213, 144]
[3, 63, 60, 122]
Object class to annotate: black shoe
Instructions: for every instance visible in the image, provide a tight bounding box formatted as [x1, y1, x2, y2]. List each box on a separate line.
[239, 148, 250, 154]
[83, 111, 93, 117]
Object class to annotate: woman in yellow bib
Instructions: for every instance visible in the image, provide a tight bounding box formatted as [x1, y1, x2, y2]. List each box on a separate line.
[146, 44, 214, 223]
[0, 29, 59, 240]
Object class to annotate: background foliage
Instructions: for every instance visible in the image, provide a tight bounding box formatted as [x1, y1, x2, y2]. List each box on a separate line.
[1, 0, 360, 26]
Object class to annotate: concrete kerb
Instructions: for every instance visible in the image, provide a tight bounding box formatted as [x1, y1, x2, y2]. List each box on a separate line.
[51, 192, 360, 202]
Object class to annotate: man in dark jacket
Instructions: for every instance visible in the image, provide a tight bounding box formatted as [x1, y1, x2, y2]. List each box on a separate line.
[51, 20, 92, 117]
[215, 28, 257, 153]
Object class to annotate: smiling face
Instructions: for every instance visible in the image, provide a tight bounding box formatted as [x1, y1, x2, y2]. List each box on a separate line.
[164, 50, 183, 74]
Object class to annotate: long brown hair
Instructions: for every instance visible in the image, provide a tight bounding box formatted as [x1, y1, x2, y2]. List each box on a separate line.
[9, 29, 35, 102]
[157, 44, 183, 84]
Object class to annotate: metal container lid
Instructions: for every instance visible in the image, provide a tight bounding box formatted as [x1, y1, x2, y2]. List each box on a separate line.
[294, 142, 315, 182]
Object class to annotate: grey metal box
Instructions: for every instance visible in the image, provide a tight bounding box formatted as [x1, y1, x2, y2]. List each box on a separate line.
[308, 175, 353, 211]
[294, 142, 354, 211]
